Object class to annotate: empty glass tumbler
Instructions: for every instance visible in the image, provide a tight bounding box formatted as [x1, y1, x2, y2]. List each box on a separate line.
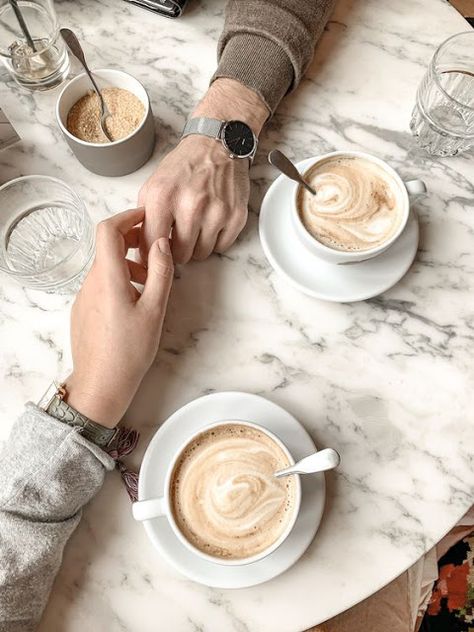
[0, 176, 94, 293]
[0, 0, 69, 90]
[410, 32, 474, 156]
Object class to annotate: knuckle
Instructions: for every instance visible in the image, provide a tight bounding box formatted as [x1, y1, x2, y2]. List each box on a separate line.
[214, 241, 229, 254]
[234, 206, 248, 224]
[206, 215, 225, 234]
[179, 203, 201, 223]
[147, 183, 175, 206]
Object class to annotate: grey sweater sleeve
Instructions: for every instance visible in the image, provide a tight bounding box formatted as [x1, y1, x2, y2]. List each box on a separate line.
[0, 403, 115, 632]
[213, 0, 336, 114]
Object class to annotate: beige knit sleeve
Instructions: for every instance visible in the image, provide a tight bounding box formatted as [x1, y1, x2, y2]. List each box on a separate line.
[212, 0, 336, 114]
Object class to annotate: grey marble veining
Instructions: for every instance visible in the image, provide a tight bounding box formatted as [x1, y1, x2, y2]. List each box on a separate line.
[1, 0, 473, 630]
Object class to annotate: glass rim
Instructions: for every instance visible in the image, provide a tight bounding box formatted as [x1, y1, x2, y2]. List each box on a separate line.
[431, 31, 474, 112]
[0, 4, 58, 60]
[0, 174, 92, 279]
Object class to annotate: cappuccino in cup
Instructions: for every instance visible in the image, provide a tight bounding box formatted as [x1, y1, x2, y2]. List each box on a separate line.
[290, 151, 426, 265]
[170, 423, 297, 560]
[297, 156, 406, 253]
[132, 420, 302, 565]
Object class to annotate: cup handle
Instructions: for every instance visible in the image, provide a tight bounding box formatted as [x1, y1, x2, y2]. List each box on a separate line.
[404, 179, 427, 197]
[132, 496, 166, 521]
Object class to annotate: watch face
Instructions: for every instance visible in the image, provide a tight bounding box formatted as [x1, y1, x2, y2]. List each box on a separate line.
[222, 120, 255, 157]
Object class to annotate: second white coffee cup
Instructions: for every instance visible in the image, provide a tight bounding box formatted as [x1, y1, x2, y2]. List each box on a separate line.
[132, 420, 302, 566]
[292, 150, 427, 265]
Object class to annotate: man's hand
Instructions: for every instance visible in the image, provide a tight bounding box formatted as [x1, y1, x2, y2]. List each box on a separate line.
[66, 208, 174, 428]
[139, 79, 268, 263]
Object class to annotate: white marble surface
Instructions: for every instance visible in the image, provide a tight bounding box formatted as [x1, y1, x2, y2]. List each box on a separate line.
[1, 0, 474, 630]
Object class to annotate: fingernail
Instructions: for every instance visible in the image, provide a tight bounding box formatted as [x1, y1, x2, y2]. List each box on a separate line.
[158, 237, 171, 255]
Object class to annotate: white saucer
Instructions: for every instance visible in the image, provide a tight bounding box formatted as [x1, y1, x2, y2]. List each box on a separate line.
[137, 392, 325, 589]
[259, 157, 420, 303]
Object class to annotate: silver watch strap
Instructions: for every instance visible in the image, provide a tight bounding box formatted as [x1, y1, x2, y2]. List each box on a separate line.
[46, 396, 116, 448]
[182, 117, 223, 140]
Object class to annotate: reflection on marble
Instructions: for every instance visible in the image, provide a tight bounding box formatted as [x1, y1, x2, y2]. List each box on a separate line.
[1, 0, 473, 630]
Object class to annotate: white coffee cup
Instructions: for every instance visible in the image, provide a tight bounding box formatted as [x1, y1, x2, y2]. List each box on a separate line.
[292, 150, 427, 265]
[132, 420, 302, 566]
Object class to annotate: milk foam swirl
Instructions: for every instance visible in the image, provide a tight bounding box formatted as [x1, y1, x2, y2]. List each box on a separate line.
[298, 157, 403, 252]
[171, 425, 296, 560]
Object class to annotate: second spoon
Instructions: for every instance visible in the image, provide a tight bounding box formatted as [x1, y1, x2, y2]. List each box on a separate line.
[268, 149, 316, 195]
[60, 28, 113, 142]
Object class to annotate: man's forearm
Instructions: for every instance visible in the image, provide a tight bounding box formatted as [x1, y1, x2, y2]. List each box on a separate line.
[192, 78, 268, 136]
[0, 405, 114, 631]
[213, 0, 337, 114]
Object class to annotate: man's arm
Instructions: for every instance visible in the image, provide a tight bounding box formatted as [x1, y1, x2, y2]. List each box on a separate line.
[140, 0, 336, 263]
[214, 0, 336, 114]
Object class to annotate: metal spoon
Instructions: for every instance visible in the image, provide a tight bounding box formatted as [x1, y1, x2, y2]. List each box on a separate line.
[10, 0, 37, 52]
[274, 448, 340, 478]
[60, 28, 113, 142]
[268, 149, 316, 195]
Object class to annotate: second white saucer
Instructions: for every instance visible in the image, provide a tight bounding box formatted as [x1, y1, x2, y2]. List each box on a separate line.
[259, 157, 420, 303]
[137, 391, 325, 589]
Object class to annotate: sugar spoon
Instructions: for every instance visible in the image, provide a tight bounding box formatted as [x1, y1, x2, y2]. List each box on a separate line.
[60, 28, 113, 142]
[268, 149, 316, 195]
[274, 448, 340, 478]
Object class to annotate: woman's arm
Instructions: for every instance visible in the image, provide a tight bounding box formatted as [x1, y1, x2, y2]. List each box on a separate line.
[0, 407, 115, 632]
[0, 208, 174, 632]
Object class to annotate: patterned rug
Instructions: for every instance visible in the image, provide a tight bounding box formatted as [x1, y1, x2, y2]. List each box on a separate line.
[420, 533, 474, 632]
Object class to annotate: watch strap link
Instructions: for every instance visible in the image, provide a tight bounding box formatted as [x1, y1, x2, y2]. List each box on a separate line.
[46, 396, 116, 448]
[182, 117, 223, 140]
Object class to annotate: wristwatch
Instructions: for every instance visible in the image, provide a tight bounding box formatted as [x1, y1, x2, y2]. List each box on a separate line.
[38, 382, 116, 448]
[181, 117, 258, 161]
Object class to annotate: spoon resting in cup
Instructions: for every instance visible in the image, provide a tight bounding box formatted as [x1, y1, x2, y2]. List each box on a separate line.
[274, 447, 340, 478]
[268, 149, 317, 196]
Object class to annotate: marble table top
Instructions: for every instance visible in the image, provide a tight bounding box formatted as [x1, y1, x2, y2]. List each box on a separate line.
[1, 0, 473, 630]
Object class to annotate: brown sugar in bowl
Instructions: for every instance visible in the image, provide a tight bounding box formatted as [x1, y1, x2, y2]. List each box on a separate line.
[66, 88, 145, 144]
[56, 69, 155, 177]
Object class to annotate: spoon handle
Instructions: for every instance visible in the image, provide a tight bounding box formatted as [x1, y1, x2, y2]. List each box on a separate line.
[60, 29, 103, 107]
[10, 0, 36, 52]
[60, 28, 86, 65]
[60, 28, 112, 141]
[268, 149, 316, 195]
[275, 448, 340, 478]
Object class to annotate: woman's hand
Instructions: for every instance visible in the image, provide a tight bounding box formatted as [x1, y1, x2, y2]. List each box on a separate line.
[66, 208, 174, 428]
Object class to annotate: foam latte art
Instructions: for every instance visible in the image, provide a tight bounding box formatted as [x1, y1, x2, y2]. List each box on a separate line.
[171, 424, 296, 560]
[298, 156, 404, 252]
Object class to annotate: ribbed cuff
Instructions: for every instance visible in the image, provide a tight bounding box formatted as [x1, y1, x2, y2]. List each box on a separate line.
[211, 33, 294, 115]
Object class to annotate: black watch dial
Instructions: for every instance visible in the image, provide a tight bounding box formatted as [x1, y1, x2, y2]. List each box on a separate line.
[222, 120, 255, 157]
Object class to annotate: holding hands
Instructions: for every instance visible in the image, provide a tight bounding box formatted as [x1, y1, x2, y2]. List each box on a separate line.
[67, 80, 268, 427]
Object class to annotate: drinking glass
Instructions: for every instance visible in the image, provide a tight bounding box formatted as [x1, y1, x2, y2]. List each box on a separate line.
[0, 0, 69, 90]
[0, 176, 95, 293]
[410, 31, 474, 156]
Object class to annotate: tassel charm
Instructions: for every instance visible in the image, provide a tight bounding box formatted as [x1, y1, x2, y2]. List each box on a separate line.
[117, 461, 140, 502]
[105, 426, 140, 502]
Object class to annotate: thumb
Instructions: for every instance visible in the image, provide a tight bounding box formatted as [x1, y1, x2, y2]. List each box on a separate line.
[140, 238, 174, 317]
